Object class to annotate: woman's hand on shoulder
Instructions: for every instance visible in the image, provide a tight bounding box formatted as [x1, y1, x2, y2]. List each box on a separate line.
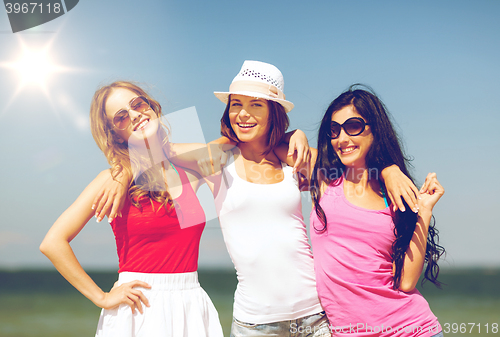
[92, 168, 130, 223]
[418, 172, 444, 215]
[287, 129, 311, 173]
[274, 145, 317, 187]
[381, 165, 421, 213]
[276, 129, 316, 176]
[99, 280, 151, 314]
[169, 139, 234, 178]
[197, 143, 230, 177]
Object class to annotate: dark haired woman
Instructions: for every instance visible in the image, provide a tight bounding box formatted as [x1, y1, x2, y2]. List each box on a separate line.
[309, 85, 445, 337]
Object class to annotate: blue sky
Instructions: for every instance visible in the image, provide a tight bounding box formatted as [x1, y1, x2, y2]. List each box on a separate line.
[0, 0, 499, 270]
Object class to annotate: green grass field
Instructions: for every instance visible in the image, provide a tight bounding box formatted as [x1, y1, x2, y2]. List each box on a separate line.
[0, 269, 499, 336]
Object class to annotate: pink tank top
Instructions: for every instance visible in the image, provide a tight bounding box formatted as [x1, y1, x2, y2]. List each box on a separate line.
[310, 175, 441, 337]
[111, 166, 205, 273]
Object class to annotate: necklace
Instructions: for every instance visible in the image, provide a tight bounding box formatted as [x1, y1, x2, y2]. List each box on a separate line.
[168, 161, 178, 176]
[161, 161, 179, 188]
[161, 161, 178, 174]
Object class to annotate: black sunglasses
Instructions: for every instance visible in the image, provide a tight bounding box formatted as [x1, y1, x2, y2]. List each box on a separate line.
[112, 96, 152, 130]
[329, 117, 369, 139]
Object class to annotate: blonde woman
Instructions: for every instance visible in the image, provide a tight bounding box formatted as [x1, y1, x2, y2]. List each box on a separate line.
[40, 81, 223, 337]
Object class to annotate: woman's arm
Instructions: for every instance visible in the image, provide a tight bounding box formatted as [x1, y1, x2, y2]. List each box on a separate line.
[282, 129, 312, 172]
[92, 138, 234, 220]
[398, 173, 444, 292]
[171, 137, 234, 177]
[92, 169, 130, 223]
[274, 130, 314, 171]
[40, 170, 151, 313]
[381, 165, 421, 213]
[274, 130, 317, 190]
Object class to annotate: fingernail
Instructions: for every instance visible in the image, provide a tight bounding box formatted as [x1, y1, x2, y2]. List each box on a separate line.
[96, 217, 102, 223]
[401, 207, 406, 212]
[413, 208, 418, 213]
[108, 217, 113, 223]
[91, 205, 95, 210]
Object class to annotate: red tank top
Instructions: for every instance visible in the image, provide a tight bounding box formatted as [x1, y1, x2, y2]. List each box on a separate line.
[110, 166, 205, 273]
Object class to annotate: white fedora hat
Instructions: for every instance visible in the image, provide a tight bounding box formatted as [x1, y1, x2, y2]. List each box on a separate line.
[214, 60, 294, 113]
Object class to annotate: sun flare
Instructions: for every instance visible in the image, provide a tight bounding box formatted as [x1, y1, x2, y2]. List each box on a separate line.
[1, 38, 70, 97]
[4, 47, 63, 92]
[15, 49, 56, 86]
[0, 37, 84, 126]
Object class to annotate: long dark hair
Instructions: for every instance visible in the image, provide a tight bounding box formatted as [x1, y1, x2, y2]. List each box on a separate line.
[310, 84, 444, 289]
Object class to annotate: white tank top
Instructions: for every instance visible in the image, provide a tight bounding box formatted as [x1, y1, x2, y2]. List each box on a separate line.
[215, 153, 323, 324]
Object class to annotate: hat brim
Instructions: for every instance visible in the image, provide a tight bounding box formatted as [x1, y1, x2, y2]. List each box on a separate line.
[214, 91, 294, 113]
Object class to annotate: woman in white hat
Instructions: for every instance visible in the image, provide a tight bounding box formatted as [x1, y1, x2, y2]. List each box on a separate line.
[40, 81, 224, 337]
[209, 61, 329, 336]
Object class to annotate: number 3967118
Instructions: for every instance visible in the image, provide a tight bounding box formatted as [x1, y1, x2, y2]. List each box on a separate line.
[443, 323, 498, 334]
[5, 3, 62, 14]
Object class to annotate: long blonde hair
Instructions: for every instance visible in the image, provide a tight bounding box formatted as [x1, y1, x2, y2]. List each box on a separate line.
[90, 81, 173, 210]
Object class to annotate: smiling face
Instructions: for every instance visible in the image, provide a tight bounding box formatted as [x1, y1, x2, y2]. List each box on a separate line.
[330, 104, 373, 169]
[105, 87, 159, 144]
[228, 94, 270, 145]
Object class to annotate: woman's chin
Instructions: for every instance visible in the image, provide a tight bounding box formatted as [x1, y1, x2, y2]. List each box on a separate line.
[128, 120, 160, 144]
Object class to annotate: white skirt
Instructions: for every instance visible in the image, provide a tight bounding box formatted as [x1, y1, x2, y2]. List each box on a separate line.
[95, 271, 223, 337]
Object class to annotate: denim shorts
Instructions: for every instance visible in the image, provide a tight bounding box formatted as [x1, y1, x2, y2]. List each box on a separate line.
[431, 332, 444, 337]
[230, 311, 331, 337]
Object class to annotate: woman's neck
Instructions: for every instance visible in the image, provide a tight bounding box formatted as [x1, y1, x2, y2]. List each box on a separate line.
[146, 135, 167, 162]
[237, 139, 271, 163]
[129, 133, 169, 167]
[343, 167, 386, 210]
[343, 167, 376, 187]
